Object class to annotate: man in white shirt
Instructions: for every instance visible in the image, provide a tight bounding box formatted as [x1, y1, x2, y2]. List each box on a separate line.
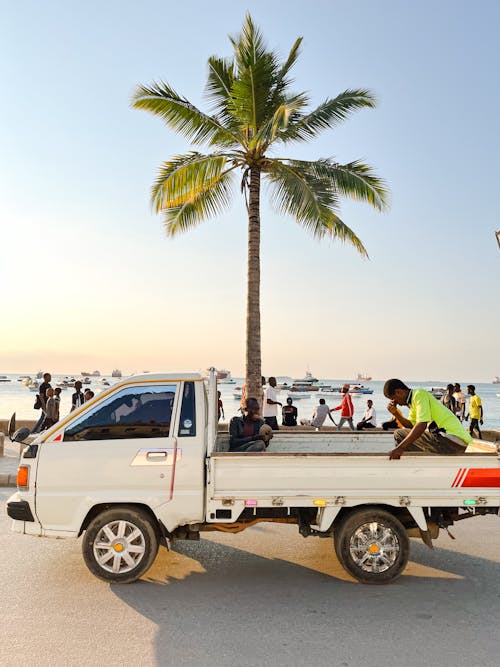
[263, 376, 282, 430]
[311, 398, 336, 429]
[356, 399, 377, 430]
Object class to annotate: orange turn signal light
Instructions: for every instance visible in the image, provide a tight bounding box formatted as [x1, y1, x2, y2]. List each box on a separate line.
[17, 465, 30, 490]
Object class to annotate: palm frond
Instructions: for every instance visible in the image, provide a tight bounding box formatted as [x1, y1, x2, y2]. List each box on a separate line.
[265, 159, 367, 255]
[269, 37, 303, 108]
[205, 56, 235, 112]
[151, 152, 233, 213]
[229, 12, 268, 72]
[131, 81, 240, 147]
[283, 158, 389, 211]
[160, 167, 235, 237]
[278, 89, 377, 143]
[252, 93, 308, 149]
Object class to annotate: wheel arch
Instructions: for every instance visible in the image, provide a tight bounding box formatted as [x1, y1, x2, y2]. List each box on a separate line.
[78, 503, 166, 541]
[332, 503, 420, 533]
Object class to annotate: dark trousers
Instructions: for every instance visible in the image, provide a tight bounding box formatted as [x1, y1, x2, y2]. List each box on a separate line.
[469, 419, 482, 439]
[382, 419, 398, 431]
[356, 421, 375, 431]
[264, 416, 279, 431]
[394, 428, 466, 454]
[229, 440, 266, 452]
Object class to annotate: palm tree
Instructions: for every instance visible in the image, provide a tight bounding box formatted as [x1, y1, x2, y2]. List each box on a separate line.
[132, 13, 388, 400]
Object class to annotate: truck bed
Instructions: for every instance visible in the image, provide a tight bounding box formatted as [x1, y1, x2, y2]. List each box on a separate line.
[208, 432, 500, 510]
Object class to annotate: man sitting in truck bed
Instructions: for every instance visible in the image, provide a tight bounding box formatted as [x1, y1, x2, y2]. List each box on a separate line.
[383, 378, 473, 459]
[229, 398, 270, 452]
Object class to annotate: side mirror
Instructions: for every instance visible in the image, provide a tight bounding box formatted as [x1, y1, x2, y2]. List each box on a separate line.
[8, 412, 16, 439]
[12, 427, 31, 444]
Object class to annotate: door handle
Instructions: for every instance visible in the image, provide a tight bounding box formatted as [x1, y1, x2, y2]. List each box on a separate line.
[130, 448, 182, 467]
[147, 451, 167, 459]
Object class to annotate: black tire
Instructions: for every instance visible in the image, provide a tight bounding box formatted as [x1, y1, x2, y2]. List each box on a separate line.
[82, 507, 159, 583]
[334, 508, 409, 584]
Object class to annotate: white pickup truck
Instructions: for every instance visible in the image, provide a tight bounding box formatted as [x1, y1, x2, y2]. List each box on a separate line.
[7, 371, 500, 585]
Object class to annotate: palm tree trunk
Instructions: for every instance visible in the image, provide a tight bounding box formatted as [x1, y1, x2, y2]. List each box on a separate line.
[245, 166, 262, 403]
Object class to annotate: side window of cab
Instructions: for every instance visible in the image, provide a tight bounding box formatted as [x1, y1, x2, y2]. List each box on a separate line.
[63, 384, 177, 441]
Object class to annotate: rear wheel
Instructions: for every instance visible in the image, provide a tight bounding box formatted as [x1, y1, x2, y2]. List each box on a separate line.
[82, 507, 159, 583]
[334, 509, 409, 584]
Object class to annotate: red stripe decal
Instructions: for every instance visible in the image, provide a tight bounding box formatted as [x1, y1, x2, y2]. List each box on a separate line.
[456, 468, 469, 488]
[451, 468, 463, 488]
[461, 469, 500, 488]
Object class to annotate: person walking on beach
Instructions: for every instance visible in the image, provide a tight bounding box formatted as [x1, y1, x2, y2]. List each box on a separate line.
[282, 397, 298, 426]
[356, 399, 377, 430]
[466, 385, 483, 439]
[217, 390, 225, 421]
[331, 384, 355, 430]
[383, 378, 472, 459]
[441, 384, 457, 414]
[32, 372, 52, 433]
[453, 383, 466, 421]
[311, 398, 335, 429]
[42, 388, 59, 430]
[71, 381, 85, 411]
[53, 387, 62, 421]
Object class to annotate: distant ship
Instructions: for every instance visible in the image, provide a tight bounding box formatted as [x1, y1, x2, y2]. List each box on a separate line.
[354, 372, 372, 382]
[493, 376, 500, 384]
[209, 368, 232, 380]
[111, 369, 122, 378]
[81, 370, 101, 377]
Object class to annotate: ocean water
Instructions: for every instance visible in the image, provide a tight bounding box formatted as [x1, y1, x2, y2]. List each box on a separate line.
[1, 373, 499, 430]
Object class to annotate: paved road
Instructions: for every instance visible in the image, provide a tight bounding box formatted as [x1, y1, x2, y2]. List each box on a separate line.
[1, 490, 500, 667]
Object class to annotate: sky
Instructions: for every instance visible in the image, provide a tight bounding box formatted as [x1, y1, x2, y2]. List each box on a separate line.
[1, 0, 499, 380]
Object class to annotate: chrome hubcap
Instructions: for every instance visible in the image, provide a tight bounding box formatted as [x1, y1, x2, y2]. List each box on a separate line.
[349, 521, 400, 573]
[93, 520, 146, 574]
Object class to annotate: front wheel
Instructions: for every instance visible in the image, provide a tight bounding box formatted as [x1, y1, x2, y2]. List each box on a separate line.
[334, 509, 409, 584]
[82, 507, 159, 583]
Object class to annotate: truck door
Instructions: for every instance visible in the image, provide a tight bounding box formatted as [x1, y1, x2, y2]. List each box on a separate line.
[34, 382, 180, 533]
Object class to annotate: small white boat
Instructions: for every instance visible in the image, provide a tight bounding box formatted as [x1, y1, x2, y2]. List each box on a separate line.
[233, 391, 242, 400]
[0, 375, 11, 382]
[317, 387, 341, 397]
[427, 386, 446, 399]
[349, 385, 374, 395]
[82, 377, 91, 385]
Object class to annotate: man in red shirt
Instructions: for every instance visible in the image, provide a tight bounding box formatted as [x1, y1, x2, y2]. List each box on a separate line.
[330, 384, 355, 430]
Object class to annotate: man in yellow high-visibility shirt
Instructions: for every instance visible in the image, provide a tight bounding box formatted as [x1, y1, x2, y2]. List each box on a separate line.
[466, 384, 484, 439]
[383, 378, 472, 460]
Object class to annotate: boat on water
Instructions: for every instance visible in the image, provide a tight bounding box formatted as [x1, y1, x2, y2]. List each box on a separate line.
[111, 369, 122, 378]
[293, 370, 318, 384]
[0, 375, 11, 382]
[207, 368, 236, 383]
[317, 385, 342, 396]
[493, 376, 500, 384]
[427, 386, 446, 399]
[354, 372, 372, 382]
[82, 377, 91, 384]
[349, 385, 374, 395]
